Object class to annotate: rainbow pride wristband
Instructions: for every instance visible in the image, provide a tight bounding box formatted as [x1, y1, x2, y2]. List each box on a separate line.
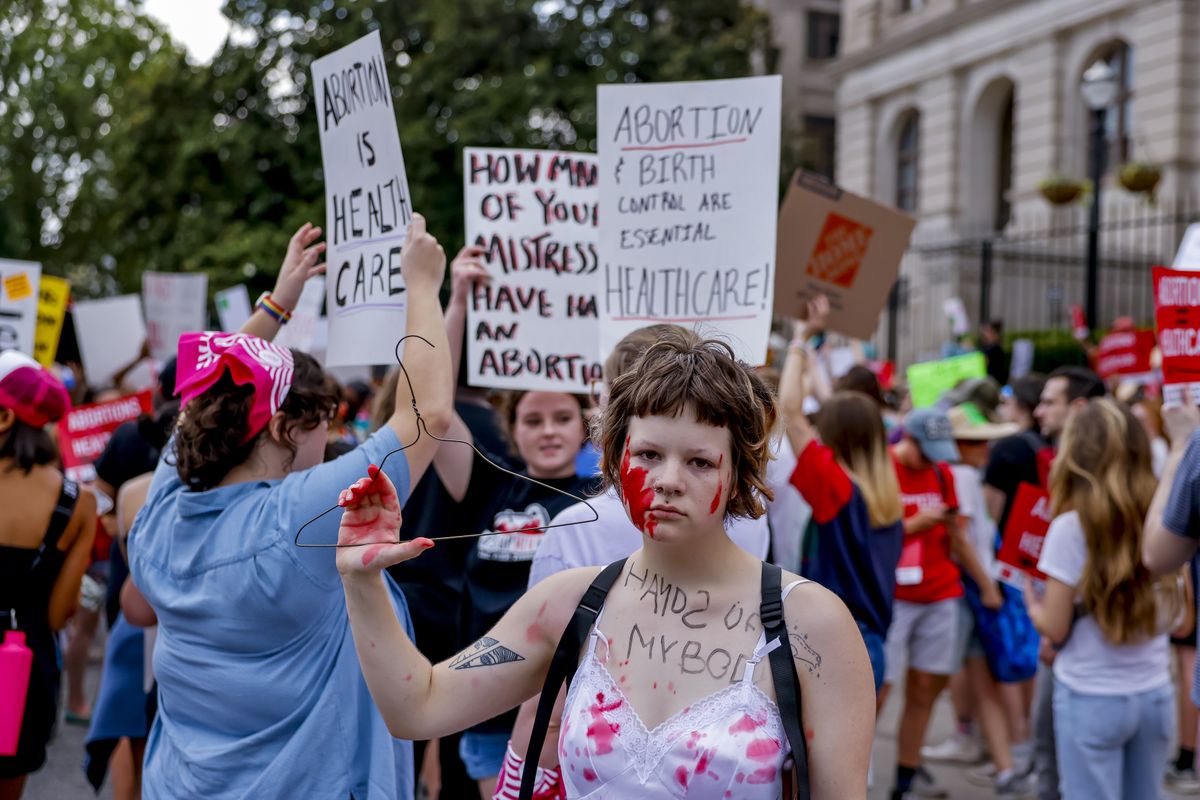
[256, 292, 292, 324]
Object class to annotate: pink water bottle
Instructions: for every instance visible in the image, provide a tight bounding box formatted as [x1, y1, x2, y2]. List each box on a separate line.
[0, 629, 33, 756]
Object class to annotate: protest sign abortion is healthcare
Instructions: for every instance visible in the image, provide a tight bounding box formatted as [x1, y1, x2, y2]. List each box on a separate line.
[597, 76, 781, 364]
[312, 30, 413, 367]
[463, 147, 601, 391]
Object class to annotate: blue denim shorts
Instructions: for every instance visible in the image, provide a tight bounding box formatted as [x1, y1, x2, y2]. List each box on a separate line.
[857, 621, 886, 692]
[459, 730, 510, 781]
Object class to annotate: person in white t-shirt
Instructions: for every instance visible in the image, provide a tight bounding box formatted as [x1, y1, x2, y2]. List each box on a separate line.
[1026, 398, 1187, 800]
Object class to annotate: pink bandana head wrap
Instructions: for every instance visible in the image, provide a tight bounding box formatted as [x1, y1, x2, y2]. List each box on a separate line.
[0, 351, 71, 427]
[175, 332, 295, 442]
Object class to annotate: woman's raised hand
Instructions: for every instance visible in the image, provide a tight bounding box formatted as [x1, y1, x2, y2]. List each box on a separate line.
[335, 464, 434, 576]
[272, 222, 326, 311]
[400, 213, 446, 295]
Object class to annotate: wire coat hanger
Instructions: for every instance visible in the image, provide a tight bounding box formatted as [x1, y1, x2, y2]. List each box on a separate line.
[294, 335, 600, 549]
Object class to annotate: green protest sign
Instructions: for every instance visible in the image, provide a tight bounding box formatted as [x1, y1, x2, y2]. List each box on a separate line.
[906, 352, 987, 408]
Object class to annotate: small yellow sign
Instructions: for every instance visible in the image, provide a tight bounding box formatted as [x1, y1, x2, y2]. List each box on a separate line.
[4, 271, 33, 302]
[33, 276, 70, 367]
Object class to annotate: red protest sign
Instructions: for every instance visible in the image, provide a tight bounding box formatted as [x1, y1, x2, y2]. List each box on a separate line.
[1153, 266, 1200, 404]
[57, 391, 152, 483]
[995, 482, 1052, 590]
[1095, 329, 1156, 380]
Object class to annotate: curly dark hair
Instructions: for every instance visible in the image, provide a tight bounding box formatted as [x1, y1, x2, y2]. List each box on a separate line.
[598, 331, 776, 519]
[172, 350, 338, 491]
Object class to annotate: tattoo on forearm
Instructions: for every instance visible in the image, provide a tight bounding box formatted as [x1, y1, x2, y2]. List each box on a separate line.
[450, 636, 526, 670]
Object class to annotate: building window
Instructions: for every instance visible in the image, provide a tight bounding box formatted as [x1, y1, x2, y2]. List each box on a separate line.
[995, 91, 1014, 230]
[1088, 42, 1133, 170]
[806, 12, 840, 60]
[803, 115, 836, 178]
[896, 113, 919, 213]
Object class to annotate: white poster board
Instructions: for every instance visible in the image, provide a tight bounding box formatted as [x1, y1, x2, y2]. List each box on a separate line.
[312, 30, 413, 367]
[462, 147, 602, 391]
[1175, 224, 1200, 270]
[0, 260, 40, 355]
[274, 276, 326, 355]
[1010, 338, 1035, 379]
[597, 76, 781, 364]
[943, 297, 970, 337]
[142, 271, 208, 362]
[215, 284, 253, 332]
[73, 295, 147, 388]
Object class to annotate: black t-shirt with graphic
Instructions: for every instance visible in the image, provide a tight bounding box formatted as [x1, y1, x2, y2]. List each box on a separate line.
[461, 457, 594, 735]
[983, 429, 1053, 533]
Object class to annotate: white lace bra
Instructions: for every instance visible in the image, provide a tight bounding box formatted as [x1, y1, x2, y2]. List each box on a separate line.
[557, 580, 806, 799]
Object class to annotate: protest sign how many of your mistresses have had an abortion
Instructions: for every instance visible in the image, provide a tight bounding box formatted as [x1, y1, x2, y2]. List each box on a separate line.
[463, 147, 601, 391]
[597, 76, 781, 364]
[312, 30, 413, 367]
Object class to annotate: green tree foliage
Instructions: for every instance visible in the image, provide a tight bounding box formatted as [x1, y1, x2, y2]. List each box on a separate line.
[1, 0, 778, 297]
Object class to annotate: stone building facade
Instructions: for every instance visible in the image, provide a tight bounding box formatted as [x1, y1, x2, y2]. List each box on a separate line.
[830, 0, 1200, 365]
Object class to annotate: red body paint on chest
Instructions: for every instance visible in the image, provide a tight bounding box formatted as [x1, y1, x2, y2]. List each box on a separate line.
[620, 438, 657, 538]
[746, 738, 782, 762]
[710, 455, 725, 514]
[585, 692, 624, 755]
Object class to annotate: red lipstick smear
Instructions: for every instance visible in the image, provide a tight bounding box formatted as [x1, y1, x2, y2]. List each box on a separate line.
[620, 438, 657, 538]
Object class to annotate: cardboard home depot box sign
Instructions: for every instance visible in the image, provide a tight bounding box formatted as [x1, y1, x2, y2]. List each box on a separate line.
[774, 172, 917, 340]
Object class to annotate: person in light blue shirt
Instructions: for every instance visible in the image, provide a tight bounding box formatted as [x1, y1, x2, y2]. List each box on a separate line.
[127, 217, 454, 798]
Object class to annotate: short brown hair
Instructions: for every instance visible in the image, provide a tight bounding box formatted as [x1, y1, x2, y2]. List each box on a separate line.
[598, 332, 776, 519]
[172, 350, 338, 491]
[604, 324, 702, 383]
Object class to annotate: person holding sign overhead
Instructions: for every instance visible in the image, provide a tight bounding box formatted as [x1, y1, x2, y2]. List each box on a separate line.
[335, 332, 874, 799]
[434, 245, 593, 796]
[126, 217, 453, 799]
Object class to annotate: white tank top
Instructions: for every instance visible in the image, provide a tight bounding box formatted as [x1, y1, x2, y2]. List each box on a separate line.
[556, 580, 807, 798]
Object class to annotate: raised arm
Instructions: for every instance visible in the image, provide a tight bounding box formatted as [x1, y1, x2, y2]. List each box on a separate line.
[432, 245, 490, 501]
[335, 465, 592, 740]
[1145, 401, 1200, 575]
[778, 297, 830, 456]
[240, 222, 326, 341]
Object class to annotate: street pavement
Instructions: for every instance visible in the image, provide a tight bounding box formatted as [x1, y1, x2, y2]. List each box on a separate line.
[23, 662, 1198, 799]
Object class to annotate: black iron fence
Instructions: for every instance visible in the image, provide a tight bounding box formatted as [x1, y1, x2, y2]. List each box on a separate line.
[878, 195, 1200, 367]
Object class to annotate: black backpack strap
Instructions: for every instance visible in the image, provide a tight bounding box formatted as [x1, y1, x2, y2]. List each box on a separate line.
[519, 557, 627, 800]
[761, 561, 811, 800]
[30, 478, 80, 572]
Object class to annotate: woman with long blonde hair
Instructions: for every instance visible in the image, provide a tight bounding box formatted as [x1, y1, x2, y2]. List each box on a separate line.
[1026, 398, 1186, 800]
[779, 305, 903, 695]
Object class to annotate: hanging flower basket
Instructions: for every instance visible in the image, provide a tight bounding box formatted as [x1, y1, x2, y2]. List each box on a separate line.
[1119, 162, 1162, 195]
[1039, 176, 1084, 205]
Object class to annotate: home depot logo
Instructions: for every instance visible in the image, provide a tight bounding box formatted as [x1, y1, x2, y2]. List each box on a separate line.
[804, 213, 874, 287]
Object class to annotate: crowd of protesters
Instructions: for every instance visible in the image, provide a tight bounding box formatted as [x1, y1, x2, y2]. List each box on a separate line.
[3, 216, 1200, 800]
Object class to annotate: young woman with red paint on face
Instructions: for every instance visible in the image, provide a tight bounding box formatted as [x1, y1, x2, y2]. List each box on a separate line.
[431, 244, 595, 797]
[337, 331, 875, 800]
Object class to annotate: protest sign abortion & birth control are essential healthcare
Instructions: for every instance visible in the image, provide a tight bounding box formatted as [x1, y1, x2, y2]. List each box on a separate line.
[312, 30, 413, 367]
[1154, 265, 1200, 403]
[774, 172, 917, 341]
[0, 260, 41, 356]
[596, 75, 781, 364]
[463, 147, 602, 391]
[143, 271, 208, 363]
[58, 391, 153, 483]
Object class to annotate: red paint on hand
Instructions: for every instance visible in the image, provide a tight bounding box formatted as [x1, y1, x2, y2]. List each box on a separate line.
[620, 439, 657, 538]
[361, 543, 387, 567]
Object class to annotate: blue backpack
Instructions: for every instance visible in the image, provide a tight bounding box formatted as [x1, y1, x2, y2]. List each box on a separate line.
[961, 574, 1040, 682]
